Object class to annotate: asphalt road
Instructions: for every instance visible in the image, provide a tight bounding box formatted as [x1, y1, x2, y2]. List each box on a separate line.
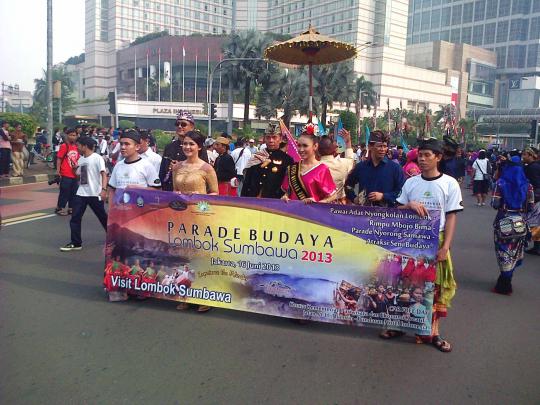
[1, 188, 539, 404]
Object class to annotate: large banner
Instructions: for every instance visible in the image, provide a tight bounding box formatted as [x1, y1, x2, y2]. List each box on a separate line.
[104, 189, 441, 335]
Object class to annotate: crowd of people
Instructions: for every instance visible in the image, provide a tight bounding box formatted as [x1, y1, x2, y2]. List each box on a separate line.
[26, 109, 538, 353]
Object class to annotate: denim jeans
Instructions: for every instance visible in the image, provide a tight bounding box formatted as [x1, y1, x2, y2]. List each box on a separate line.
[57, 176, 79, 209]
[70, 195, 108, 246]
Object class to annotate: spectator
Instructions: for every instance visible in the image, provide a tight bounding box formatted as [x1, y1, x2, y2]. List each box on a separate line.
[60, 136, 108, 252]
[55, 129, 80, 216]
[0, 120, 12, 177]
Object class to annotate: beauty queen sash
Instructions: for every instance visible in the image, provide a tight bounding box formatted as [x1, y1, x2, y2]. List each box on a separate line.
[288, 162, 309, 200]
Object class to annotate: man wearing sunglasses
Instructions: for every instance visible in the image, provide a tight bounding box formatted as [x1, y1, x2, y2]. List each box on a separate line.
[159, 110, 208, 191]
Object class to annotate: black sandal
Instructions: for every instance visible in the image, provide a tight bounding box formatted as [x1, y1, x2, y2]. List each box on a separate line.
[379, 330, 405, 339]
[432, 336, 452, 352]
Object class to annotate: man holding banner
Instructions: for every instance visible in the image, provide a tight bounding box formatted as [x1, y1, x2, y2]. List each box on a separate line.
[382, 138, 462, 353]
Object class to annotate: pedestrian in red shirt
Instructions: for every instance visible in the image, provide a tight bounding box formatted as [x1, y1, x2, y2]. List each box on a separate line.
[55, 129, 80, 215]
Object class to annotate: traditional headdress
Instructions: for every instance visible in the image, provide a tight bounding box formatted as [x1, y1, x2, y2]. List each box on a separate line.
[175, 110, 195, 124]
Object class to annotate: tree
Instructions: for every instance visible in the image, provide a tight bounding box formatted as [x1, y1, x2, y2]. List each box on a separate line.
[222, 31, 283, 126]
[0, 113, 38, 138]
[353, 76, 376, 136]
[337, 110, 358, 144]
[32, 66, 75, 125]
[256, 67, 308, 127]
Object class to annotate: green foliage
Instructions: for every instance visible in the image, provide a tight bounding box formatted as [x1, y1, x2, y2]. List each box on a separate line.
[32, 66, 76, 126]
[337, 110, 358, 144]
[233, 125, 258, 141]
[65, 53, 85, 65]
[0, 112, 38, 138]
[118, 120, 136, 129]
[131, 31, 169, 46]
[152, 129, 175, 151]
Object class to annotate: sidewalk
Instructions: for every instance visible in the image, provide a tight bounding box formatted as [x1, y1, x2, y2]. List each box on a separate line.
[0, 161, 56, 187]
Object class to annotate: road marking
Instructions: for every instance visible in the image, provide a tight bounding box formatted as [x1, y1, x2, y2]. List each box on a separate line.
[3, 213, 56, 226]
[0, 181, 49, 189]
[3, 212, 49, 223]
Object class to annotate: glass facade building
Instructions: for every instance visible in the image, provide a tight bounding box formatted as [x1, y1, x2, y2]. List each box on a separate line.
[407, 0, 540, 74]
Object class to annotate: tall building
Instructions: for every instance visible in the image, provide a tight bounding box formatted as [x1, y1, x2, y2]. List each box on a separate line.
[407, 0, 540, 107]
[83, 0, 453, 115]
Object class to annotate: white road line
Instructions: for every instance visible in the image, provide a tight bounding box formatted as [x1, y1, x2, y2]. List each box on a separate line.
[3, 213, 56, 226]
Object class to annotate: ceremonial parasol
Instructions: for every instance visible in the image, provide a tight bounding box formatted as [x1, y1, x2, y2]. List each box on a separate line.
[264, 25, 357, 122]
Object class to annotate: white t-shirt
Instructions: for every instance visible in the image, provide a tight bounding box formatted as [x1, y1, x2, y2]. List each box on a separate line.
[140, 148, 162, 173]
[230, 146, 252, 175]
[207, 149, 219, 165]
[109, 157, 161, 189]
[472, 158, 489, 181]
[76, 153, 106, 197]
[396, 173, 463, 231]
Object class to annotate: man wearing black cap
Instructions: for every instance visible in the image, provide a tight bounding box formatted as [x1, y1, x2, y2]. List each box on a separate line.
[241, 123, 293, 199]
[345, 130, 405, 207]
[107, 129, 161, 203]
[159, 109, 207, 191]
[380, 138, 462, 353]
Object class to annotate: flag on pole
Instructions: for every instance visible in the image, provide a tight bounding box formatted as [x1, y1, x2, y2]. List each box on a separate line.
[335, 117, 345, 154]
[182, 44, 186, 102]
[134, 50, 137, 101]
[279, 120, 300, 163]
[146, 49, 149, 101]
[194, 51, 198, 103]
[218, 55, 222, 104]
[206, 48, 210, 103]
[318, 121, 326, 136]
[158, 48, 161, 102]
[365, 124, 371, 145]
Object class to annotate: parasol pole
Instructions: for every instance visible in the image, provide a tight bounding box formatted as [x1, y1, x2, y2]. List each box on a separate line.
[309, 62, 313, 122]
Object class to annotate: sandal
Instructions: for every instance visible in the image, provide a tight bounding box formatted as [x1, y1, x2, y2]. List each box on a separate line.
[197, 305, 211, 313]
[432, 336, 452, 353]
[176, 302, 190, 310]
[379, 330, 405, 339]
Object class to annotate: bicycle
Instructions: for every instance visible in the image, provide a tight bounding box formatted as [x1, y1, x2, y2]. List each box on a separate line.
[27, 143, 55, 169]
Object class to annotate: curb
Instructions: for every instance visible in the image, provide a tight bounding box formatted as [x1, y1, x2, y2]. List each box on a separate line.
[0, 173, 56, 187]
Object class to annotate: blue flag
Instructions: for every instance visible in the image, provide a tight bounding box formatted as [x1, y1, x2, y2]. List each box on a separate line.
[318, 121, 326, 136]
[335, 117, 345, 154]
[365, 124, 370, 145]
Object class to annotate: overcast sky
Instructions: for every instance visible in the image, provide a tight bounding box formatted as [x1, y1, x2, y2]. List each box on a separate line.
[0, 0, 85, 93]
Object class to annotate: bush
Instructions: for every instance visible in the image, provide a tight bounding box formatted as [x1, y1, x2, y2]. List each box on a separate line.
[118, 119, 136, 129]
[153, 129, 175, 151]
[0, 112, 39, 139]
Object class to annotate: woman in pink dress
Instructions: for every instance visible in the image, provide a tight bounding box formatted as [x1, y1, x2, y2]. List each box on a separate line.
[281, 132, 337, 204]
[403, 148, 421, 179]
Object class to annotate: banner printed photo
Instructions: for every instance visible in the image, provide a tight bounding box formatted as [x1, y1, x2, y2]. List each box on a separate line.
[104, 189, 441, 335]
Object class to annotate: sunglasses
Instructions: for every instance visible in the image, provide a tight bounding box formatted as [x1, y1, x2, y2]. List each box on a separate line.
[177, 122, 190, 128]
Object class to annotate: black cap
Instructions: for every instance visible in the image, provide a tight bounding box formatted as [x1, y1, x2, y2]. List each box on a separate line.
[139, 129, 149, 140]
[443, 135, 459, 153]
[418, 138, 443, 154]
[121, 129, 141, 144]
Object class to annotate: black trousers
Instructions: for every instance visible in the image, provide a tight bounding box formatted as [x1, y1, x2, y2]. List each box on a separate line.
[70, 195, 108, 246]
[0, 148, 10, 175]
[57, 176, 79, 209]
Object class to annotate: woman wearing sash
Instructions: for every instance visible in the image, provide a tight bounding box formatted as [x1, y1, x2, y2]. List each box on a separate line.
[281, 132, 337, 204]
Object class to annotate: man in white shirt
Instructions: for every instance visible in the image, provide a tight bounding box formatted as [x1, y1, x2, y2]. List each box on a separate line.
[230, 138, 252, 195]
[381, 138, 462, 353]
[138, 129, 162, 173]
[247, 139, 258, 154]
[60, 137, 108, 251]
[107, 129, 161, 200]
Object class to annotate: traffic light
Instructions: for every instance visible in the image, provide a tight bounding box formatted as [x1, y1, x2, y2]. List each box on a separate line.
[531, 119, 538, 139]
[108, 91, 116, 115]
[210, 103, 217, 120]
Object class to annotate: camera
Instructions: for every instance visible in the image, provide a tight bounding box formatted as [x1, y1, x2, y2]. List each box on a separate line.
[48, 175, 61, 185]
